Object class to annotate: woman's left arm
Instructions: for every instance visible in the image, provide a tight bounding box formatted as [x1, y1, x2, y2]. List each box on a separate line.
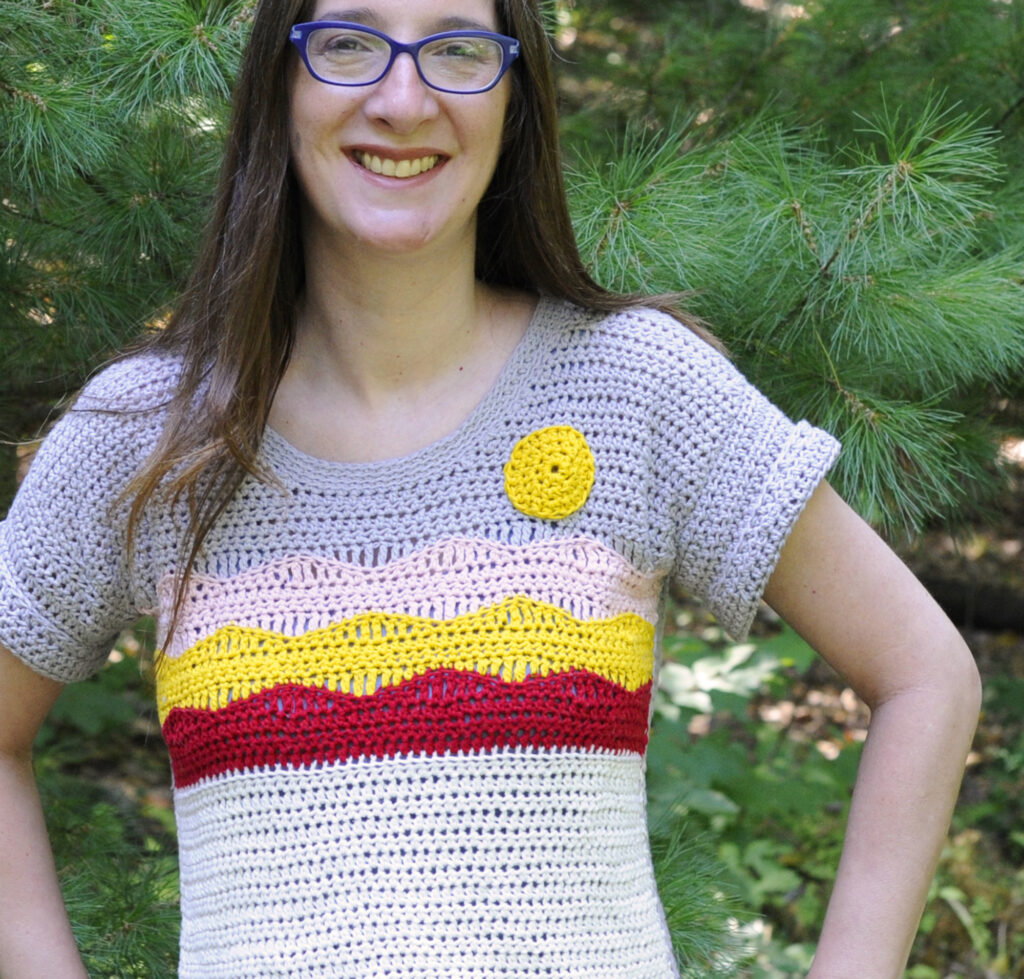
[763, 481, 982, 979]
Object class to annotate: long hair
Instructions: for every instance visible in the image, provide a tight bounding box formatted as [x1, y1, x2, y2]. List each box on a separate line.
[123, 0, 714, 629]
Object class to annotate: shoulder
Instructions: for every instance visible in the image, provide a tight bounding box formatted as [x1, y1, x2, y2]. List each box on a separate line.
[544, 300, 745, 398]
[25, 351, 185, 491]
[551, 299, 838, 469]
[555, 299, 730, 359]
[73, 349, 185, 413]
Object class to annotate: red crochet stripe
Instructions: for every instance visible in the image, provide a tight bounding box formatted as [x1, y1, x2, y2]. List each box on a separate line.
[163, 668, 651, 788]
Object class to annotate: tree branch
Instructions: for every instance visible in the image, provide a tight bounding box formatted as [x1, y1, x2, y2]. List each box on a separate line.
[995, 91, 1024, 131]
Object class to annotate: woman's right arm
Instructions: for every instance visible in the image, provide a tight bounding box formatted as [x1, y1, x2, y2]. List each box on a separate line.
[0, 642, 89, 979]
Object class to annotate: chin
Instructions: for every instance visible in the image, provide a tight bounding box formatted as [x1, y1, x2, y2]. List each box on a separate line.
[351, 214, 472, 256]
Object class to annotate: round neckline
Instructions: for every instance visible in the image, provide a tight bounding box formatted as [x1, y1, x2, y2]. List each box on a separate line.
[261, 294, 558, 480]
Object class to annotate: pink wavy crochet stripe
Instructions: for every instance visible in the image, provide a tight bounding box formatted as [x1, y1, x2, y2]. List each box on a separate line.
[159, 536, 661, 658]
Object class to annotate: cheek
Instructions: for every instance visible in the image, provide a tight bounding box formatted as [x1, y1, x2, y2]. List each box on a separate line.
[288, 94, 334, 183]
[288, 68, 332, 156]
[487, 85, 512, 157]
[288, 126, 311, 193]
[288, 121, 324, 211]
[485, 110, 510, 172]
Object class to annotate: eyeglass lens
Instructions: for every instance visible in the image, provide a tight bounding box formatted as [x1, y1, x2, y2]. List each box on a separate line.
[305, 27, 505, 91]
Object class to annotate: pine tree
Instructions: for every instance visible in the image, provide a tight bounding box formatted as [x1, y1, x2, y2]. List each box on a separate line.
[569, 100, 1024, 535]
[1, 0, 253, 467]
[558, 0, 1024, 156]
[557, 0, 1024, 536]
[38, 768, 180, 978]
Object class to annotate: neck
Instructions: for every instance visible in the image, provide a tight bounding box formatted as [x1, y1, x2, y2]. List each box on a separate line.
[270, 225, 535, 463]
[295, 231, 485, 400]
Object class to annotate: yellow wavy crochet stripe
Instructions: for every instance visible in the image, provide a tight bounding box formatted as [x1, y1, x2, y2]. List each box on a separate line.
[156, 595, 654, 722]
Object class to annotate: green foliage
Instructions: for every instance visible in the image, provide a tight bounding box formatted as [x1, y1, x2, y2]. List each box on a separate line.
[650, 827, 753, 976]
[558, 0, 1024, 534]
[957, 676, 1024, 863]
[648, 612, 1024, 975]
[916, 826, 1024, 974]
[44, 655, 144, 738]
[559, 0, 1024, 156]
[646, 620, 861, 973]
[32, 627, 178, 975]
[569, 100, 1024, 535]
[36, 622, 159, 746]
[0, 0, 249, 414]
[37, 767, 180, 978]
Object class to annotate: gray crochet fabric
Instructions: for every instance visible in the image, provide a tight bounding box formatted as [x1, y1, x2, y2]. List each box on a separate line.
[0, 298, 839, 976]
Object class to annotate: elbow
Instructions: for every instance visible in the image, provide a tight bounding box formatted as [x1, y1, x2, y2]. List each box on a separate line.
[942, 624, 983, 720]
[925, 633, 982, 764]
[958, 638, 983, 727]
[965, 639, 983, 704]
[912, 629, 982, 738]
[869, 625, 982, 736]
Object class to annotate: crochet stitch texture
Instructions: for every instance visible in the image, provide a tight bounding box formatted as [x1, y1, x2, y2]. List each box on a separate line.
[0, 299, 840, 977]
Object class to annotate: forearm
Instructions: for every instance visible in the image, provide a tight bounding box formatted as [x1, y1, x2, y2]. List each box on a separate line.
[808, 674, 980, 978]
[0, 753, 88, 979]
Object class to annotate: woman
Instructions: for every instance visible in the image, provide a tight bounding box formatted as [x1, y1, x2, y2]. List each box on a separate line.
[0, 0, 980, 976]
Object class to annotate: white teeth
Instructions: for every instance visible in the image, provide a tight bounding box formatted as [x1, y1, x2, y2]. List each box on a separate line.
[356, 151, 439, 178]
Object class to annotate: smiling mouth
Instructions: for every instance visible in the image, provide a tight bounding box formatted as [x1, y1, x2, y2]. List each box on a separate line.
[353, 151, 442, 179]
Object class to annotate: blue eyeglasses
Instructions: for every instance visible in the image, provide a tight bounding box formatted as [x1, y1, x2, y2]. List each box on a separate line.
[289, 22, 520, 94]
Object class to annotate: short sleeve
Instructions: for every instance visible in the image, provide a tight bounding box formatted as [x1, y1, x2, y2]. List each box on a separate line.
[0, 358, 171, 682]
[645, 317, 840, 639]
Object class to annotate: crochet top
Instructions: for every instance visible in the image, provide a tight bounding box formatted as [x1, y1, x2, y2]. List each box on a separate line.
[0, 299, 839, 977]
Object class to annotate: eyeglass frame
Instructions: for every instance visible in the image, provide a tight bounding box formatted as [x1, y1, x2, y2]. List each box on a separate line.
[288, 21, 521, 95]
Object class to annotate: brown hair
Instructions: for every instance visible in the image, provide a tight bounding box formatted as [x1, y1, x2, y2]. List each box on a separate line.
[124, 0, 713, 626]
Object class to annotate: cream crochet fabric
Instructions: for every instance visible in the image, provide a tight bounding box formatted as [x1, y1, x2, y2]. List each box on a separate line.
[0, 299, 839, 977]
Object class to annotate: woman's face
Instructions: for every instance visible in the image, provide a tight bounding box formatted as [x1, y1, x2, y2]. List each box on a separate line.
[288, 0, 511, 259]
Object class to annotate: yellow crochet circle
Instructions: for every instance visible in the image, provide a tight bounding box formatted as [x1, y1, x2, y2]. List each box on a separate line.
[504, 426, 595, 520]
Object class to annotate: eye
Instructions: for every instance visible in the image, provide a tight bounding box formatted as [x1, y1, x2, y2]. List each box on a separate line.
[437, 39, 487, 60]
[423, 36, 501, 68]
[320, 32, 369, 53]
[310, 28, 382, 59]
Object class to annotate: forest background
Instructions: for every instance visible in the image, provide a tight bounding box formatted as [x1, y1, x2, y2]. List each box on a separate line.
[2, 0, 1023, 975]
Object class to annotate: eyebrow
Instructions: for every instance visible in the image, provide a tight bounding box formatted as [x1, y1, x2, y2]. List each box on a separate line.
[313, 9, 497, 33]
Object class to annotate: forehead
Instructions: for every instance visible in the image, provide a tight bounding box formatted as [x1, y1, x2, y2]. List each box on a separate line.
[308, 0, 500, 33]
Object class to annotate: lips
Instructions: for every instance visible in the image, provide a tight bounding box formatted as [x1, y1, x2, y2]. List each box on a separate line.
[353, 150, 442, 179]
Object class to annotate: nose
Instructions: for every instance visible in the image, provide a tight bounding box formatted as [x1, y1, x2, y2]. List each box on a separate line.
[363, 52, 439, 132]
